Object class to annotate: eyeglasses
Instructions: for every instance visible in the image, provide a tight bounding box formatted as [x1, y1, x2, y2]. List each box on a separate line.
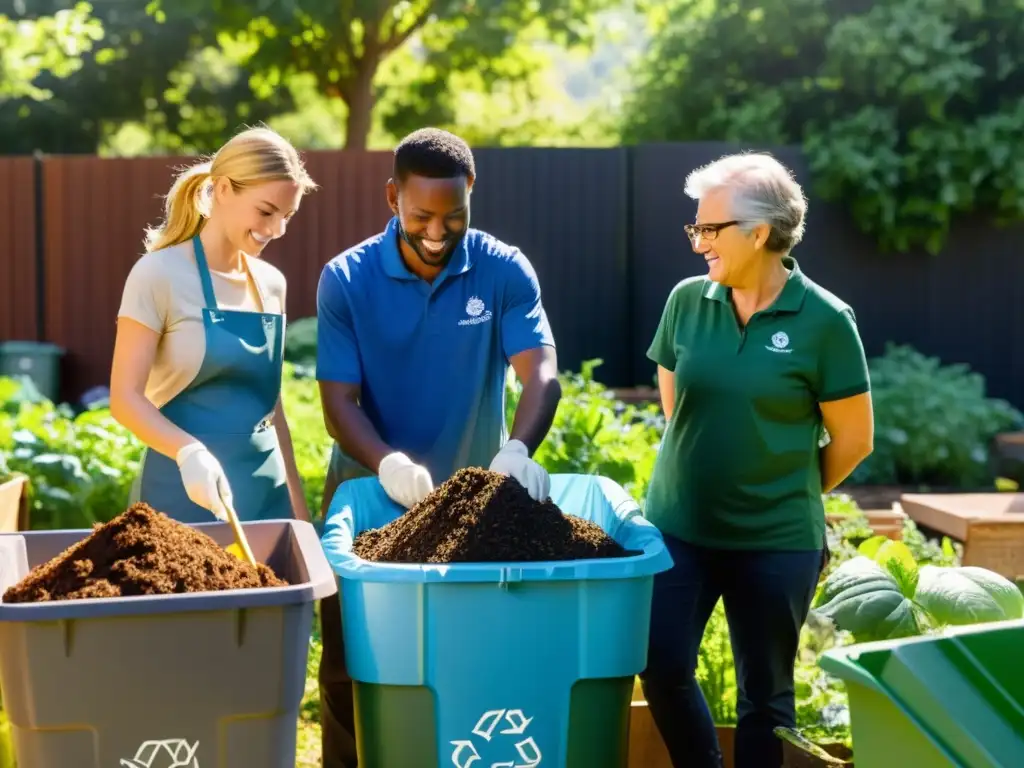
[684, 220, 740, 246]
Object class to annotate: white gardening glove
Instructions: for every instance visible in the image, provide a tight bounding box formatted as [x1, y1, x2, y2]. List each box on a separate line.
[378, 452, 434, 509]
[489, 439, 550, 501]
[175, 442, 231, 522]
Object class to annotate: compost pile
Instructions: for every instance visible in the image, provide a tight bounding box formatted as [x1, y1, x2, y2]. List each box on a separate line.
[3, 503, 287, 603]
[354, 467, 635, 563]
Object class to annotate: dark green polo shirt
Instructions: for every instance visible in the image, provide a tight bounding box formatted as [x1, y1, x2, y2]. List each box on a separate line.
[644, 256, 870, 551]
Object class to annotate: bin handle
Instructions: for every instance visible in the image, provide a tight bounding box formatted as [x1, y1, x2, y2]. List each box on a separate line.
[499, 567, 524, 587]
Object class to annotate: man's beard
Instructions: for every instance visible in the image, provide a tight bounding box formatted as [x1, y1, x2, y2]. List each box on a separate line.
[397, 222, 460, 268]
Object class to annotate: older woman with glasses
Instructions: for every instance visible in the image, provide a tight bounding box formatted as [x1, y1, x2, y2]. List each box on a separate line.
[639, 152, 874, 768]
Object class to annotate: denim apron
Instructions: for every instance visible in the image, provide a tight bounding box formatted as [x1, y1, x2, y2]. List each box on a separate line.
[130, 235, 290, 523]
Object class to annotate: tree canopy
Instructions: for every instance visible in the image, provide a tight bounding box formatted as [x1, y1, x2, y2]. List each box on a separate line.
[0, 3, 102, 102]
[157, 0, 624, 149]
[621, 0, 1024, 254]
[0, 0, 627, 154]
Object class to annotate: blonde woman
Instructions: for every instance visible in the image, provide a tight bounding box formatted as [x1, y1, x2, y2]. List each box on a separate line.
[110, 127, 317, 524]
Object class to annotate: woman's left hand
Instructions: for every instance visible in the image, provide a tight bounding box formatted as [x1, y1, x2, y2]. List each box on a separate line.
[819, 391, 874, 493]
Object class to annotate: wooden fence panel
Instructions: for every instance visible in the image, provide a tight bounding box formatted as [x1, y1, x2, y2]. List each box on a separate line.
[0, 158, 38, 341]
[41, 155, 184, 397]
[14, 145, 1024, 406]
[470, 147, 631, 385]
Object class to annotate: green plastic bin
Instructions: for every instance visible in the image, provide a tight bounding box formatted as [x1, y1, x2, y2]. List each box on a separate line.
[0, 342, 64, 403]
[819, 618, 1024, 767]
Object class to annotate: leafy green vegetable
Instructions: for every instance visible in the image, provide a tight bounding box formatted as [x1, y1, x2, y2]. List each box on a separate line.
[915, 565, 1024, 626]
[814, 537, 1021, 643]
[858, 537, 920, 596]
[901, 518, 962, 567]
[813, 556, 927, 642]
[0, 382, 143, 530]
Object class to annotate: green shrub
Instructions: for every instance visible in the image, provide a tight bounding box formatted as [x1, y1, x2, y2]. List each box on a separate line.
[284, 316, 319, 368]
[0, 377, 142, 530]
[852, 344, 1023, 488]
[505, 359, 665, 505]
[280, 364, 331, 514]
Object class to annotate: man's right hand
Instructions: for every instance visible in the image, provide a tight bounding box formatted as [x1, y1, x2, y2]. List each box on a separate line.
[176, 442, 232, 521]
[378, 452, 434, 509]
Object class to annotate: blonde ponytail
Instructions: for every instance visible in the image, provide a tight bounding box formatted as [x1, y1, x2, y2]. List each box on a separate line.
[143, 161, 213, 253]
[141, 126, 316, 255]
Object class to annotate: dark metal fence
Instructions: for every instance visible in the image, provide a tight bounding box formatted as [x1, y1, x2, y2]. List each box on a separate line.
[2, 145, 1022, 407]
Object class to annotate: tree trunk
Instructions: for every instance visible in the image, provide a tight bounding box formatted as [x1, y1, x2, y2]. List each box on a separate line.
[343, 60, 377, 150]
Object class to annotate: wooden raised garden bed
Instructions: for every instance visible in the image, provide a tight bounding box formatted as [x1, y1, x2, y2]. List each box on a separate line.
[0, 474, 29, 533]
[629, 678, 849, 767]
[897, 493, 1024, 580]
[629, 677, 734, 768]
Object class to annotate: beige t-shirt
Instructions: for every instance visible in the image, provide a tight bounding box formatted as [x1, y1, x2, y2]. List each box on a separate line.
[117, 241, 287, 409]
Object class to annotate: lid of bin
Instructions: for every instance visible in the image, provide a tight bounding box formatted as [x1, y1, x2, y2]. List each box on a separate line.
[0, 341, 65, 355]
[819, 619, 1024, 765]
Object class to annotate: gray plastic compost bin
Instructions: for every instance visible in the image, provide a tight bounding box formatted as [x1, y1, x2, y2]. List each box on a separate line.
[0, 519, 336, 768]
[0, 341, 64, 404]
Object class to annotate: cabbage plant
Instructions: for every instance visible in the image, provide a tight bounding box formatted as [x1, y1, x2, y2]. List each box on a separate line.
[812, 536, 1024, 643]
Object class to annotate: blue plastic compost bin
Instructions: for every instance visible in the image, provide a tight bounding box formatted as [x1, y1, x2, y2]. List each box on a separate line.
[321, 473, 673, 768]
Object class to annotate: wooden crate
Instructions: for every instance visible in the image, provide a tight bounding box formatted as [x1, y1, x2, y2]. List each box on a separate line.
[898, 493, 1024, 580]
[0, 475, 29, 533]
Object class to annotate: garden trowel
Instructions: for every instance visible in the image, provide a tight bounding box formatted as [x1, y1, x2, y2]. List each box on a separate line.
[217, 487, 258, 567]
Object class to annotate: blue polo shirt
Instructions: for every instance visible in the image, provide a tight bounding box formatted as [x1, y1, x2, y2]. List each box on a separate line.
[315, 216, 556, 487]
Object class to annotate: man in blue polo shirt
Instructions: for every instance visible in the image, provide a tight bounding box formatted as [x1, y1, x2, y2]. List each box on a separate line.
[314, 127, 562, 767]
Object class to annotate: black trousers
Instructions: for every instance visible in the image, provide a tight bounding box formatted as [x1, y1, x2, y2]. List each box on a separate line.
[318, 591, 359, 768]
[639, 534, 825, 768]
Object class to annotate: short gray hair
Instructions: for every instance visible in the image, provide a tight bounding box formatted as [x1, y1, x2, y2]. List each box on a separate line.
[683, 152, 808, 253]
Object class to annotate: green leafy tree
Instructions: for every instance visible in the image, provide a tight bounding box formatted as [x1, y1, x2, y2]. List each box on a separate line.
[0, 0, 297, 154]
[373, 19, 622, 146]
[621, 0, 1024, 255]
[168, 0, 623, 150]
[0, 2, 102, 102]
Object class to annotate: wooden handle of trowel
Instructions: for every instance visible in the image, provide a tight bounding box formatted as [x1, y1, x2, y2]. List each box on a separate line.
[219, 488, 258, 567]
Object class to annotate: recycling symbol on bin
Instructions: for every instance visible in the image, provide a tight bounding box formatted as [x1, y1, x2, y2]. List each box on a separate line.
[450, 709, 542, 768]
[119, 738, 200, 768]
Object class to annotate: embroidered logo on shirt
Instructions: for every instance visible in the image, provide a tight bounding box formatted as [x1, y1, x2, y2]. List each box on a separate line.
[459, 296, 493, 326]
[766, 331, 793, 354]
